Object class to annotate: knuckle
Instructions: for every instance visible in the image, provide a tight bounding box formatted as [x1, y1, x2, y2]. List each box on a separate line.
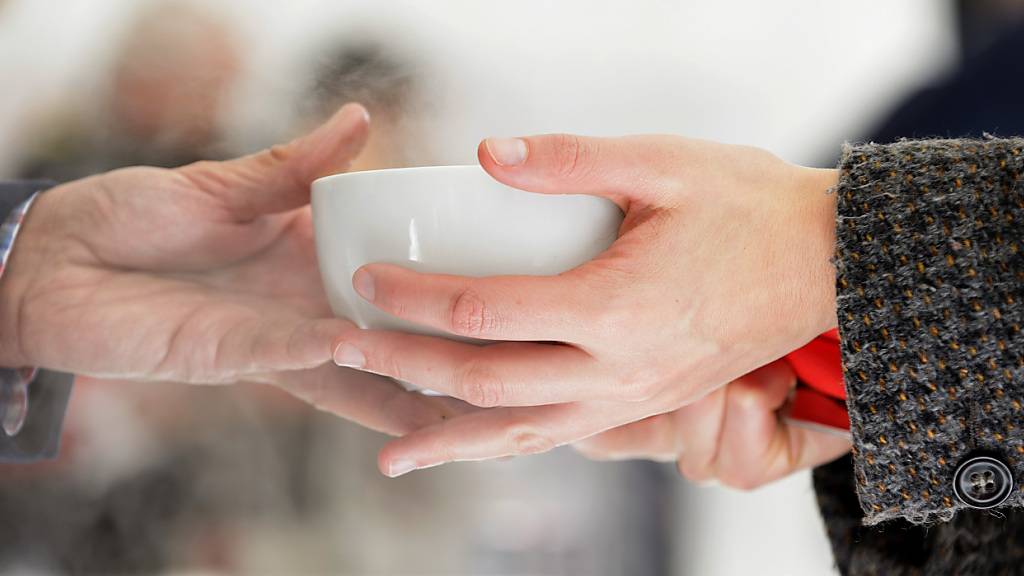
[505, 423, 556, 456]
[284, 321, 316, 367]
[363, 346, 406, 382]
[378, 288, 409, 319]
[424, 437, 458, 466]
[730, 381, 769, 413]
[453, 360, 505, 407]
[268, 143, 292, 164]
[448, 286, 497, 337]
[551, 134, 591, 180]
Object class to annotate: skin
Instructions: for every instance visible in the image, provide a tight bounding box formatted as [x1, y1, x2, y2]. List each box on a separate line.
[328, 133, 848, 480]
[0, 104, 464, 437]
[574, 360, 851, 489]
[1, 115, 848, 486]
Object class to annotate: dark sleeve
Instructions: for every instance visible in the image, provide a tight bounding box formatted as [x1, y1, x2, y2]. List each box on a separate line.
[0, 180, 50, 216]
[812, 455, 1024, 574]
[0, 180, 74, 462]
[834, 138, 1024, 524]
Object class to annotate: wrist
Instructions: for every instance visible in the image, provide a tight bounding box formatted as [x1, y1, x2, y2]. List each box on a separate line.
[804, 167, 839, 334]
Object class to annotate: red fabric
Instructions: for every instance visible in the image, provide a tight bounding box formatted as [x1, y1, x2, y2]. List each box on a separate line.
[784, 329, 850, 432]
[786, 329, 845, 400]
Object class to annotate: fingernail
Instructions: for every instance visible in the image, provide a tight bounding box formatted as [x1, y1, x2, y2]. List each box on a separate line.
[484, 137, 528, 166]
[387, 459, 417, 478]
[352, 268, 375, 302]
[333, 343, 365, 368]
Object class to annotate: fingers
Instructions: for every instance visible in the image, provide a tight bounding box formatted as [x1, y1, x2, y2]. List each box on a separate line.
[573, 412, 679, 462]
[179, 315, 357, 383]
[333, 328, 613, 406]
[268, 365, 473, 436]
[708, 361, 796, 488]
[478, 134, 681, 208]
[353, 263, 607, 343]
[179, 103, 370, 221]
[673, 387, 728, 483]
[249, 317, 357, 372]
[372, 359, 850, 482]
[377, 399, 659, 477]
[712, 361, 851, 489]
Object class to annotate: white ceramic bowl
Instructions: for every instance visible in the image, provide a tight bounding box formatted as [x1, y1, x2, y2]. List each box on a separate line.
[311, 165, 623, 337]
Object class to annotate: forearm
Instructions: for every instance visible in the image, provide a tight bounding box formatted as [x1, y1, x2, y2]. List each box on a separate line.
[834, 138, 1024, 524]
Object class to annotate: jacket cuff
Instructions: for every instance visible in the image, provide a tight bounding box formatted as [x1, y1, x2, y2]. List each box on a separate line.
[835, 139, 1024, 524]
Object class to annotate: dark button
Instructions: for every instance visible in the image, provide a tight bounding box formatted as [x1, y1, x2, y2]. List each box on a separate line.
[953, 455, 1013, 509]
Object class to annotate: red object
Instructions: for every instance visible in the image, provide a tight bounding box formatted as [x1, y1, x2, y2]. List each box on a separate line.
[784, 329, 851, 435]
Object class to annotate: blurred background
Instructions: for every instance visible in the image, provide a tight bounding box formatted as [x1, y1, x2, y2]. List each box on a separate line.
[0, 0, 1018, 574]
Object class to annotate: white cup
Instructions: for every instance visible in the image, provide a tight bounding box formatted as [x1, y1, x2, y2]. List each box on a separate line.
[311, 165, 623, 340]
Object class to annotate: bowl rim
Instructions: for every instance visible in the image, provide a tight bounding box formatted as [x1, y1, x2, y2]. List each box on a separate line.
[312, 164, 484, 187]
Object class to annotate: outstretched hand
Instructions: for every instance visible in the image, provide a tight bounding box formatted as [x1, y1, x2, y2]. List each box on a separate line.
[0, 104, 463, 434]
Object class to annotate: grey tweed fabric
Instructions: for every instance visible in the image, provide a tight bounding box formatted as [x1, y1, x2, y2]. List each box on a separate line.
[831, 138, 1024, 526]
[813, 138, 1024, 575]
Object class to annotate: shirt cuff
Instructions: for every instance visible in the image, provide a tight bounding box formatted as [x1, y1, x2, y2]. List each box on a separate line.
[0, 193, 41, 438]
[0, 192, 39, 278]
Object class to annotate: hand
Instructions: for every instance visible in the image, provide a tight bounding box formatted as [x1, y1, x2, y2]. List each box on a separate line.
[0, 104, 371, 379]
[574, 361, 851, 489]
[0, 103, 465, 433]
[326, 133, 840, 476]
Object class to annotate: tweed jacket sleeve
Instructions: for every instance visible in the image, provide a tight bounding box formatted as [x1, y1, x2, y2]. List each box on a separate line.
[835, 138, 1024, 524]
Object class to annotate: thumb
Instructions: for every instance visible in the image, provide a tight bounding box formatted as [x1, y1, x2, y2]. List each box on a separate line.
[477, 133, 679, 208]
[179, 103, 370, 221]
